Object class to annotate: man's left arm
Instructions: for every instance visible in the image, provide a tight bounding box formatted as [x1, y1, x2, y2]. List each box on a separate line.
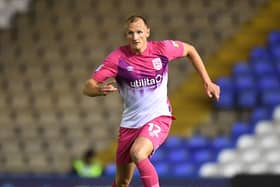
[182, 42, 220, 101]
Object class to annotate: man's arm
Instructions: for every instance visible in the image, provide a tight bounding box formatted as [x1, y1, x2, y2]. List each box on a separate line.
[83, 78, 117, 97]
[182, 42, 220, 101]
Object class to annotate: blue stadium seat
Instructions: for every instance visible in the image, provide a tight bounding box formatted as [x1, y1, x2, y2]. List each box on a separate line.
[236, 89, 257, 108]
[150, 149, 167, 163]
[250, 60, 275, 78]
[166, 148, 189, 163]
[232, 62, 252, 77]
[211, 135, 234, 153]
[233, 74, 256, 91]
[260, 89, 280, 108]
[191, 149, 216, 167]
[250, 46, 271, 61]
[216, 76, 234, 91]
[276, 63, 280, 78]
[170, 161, 197, 177]
[270, 44, 280, 61]
[233, 73, 257, 108]
[250, 107, 272, 126]
[268, 31, 280, 47]
[215, 77, 235, 109]
[185, 135, 210, 152]
[215, 90, 235, 109]
[134, 168, 140, 177]
[162, 136, 184, 150]
[257, 75, 280, 91]
[231, 122, 252, 142]
[104, 163, 116, 176]
[153, 161, 169, 176]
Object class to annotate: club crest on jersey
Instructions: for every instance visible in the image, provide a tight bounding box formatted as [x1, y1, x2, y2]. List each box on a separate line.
[172, 41, 179, 48]
[152, 58, 162, 70]
[127, 66, 134, 71]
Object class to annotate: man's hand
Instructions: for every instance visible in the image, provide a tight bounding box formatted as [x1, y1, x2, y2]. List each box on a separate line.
[204, 82, 220, 101]
[99, 81, 118, 96]
[83, 78, 118, 97]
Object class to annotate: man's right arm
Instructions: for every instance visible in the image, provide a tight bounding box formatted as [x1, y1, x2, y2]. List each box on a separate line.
[83, 78, 117, 97]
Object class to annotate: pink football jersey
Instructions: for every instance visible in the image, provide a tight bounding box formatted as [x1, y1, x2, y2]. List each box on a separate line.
[92, 40, 184, 128]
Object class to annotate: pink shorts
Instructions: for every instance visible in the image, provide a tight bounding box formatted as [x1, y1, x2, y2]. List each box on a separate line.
[116, 116, 172, 165]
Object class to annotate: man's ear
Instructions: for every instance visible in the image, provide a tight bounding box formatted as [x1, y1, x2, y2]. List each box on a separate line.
[146, 28, 150, 38]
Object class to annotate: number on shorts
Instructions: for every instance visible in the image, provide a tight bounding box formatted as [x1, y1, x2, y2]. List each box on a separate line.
[148, 123, 161, 137]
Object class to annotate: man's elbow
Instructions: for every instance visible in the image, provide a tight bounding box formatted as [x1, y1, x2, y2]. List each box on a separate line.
[82, 79, 100, 97]
[82, 80, 96, 97]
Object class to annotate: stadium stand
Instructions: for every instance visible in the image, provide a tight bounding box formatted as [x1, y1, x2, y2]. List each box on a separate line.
[200, 106, 280, 177]
[105, 1, 280, 177]
[0, 0, 275, 178]
[171, 0, 279, 137]
[202, 30, 280, 177]
[197, 29, 280, 177]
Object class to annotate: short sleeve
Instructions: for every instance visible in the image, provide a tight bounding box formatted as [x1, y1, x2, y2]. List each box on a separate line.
[92, 51, 118, 82]
[161, 40, 184, 61]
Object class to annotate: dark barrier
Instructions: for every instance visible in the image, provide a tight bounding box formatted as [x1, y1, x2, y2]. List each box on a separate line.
[231, 174, 280, 187]
[3, 174, 279, 187]
[0, 175, 230, 187]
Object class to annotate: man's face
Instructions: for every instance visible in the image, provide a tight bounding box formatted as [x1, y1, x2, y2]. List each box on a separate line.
[125, 19, 150, 54]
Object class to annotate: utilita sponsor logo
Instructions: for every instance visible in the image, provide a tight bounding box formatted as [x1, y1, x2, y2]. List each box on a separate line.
[130, 74, 163, 88]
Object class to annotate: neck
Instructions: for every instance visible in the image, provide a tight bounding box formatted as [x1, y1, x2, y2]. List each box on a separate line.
[131, 42, 148, 54]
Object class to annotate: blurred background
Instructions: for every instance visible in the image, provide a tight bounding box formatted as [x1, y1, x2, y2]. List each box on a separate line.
[0, 0, 280, 186]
